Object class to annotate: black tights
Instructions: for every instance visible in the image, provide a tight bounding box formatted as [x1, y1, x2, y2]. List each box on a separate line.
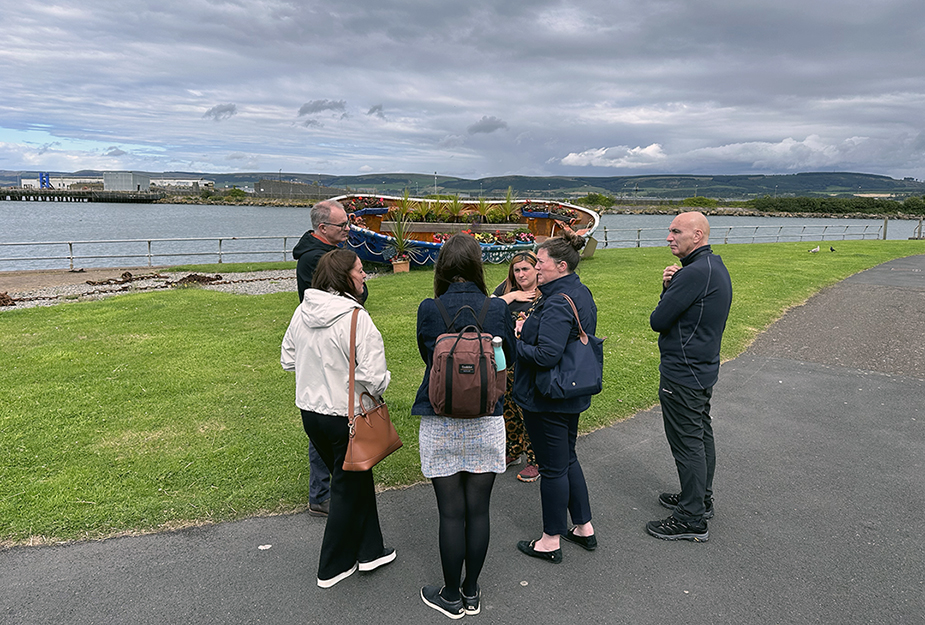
[431, 471, 496, 601]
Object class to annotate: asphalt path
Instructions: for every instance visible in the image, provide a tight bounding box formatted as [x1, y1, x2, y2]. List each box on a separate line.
[3, 256, 924, 625]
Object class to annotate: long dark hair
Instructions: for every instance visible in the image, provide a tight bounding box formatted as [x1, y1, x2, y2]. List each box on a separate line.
[312, 249, 362, 300]
[433, 233, 487, 297]
[539, 229, 586, 273]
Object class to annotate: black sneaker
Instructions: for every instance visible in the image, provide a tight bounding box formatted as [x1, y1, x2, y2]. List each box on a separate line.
[421, 585, 465, 620]
[658, 492, 714, 519]
[461, 584, 480, 615]
[646, 515, 709, 542]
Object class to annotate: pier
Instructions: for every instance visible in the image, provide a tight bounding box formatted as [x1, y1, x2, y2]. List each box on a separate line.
[1, 189, 165, 203]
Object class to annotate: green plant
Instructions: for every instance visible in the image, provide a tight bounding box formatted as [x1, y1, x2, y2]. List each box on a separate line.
[475, 197, 493, 223]
[497, 187, 520, 222]
[224, 188, 247, 201]
[384, 212, 420, 262]
[445, 195, 466, 223]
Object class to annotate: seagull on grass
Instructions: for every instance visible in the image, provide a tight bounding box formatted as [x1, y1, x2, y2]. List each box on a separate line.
[809, 246, 820, 253]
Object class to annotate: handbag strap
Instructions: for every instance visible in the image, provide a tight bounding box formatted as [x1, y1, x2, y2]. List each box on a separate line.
[347, 307, 361, 425]
[560, 294, 589, 345]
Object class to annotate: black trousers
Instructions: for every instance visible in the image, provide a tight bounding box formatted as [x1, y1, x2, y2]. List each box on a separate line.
[521, 409, 592, 536]
[658, 375, 715, 523]
[301, 410, 385, 580]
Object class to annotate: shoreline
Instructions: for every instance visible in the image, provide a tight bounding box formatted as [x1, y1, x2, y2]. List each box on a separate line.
[156, 196, 925, 221]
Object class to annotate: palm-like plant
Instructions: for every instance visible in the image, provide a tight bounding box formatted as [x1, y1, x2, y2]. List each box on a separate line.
[498, 187, 519, 223]
[385, 211, 420, 263]
[475, 197, 493, 223]
[445, 195, 466, 223]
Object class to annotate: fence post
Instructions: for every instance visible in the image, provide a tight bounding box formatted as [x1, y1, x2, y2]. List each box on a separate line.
[147, 240, 153, 267]
[68, 242, 74, 270]
[883, 218, 888, 240]
[218, 238, 223, 264]
[636, 229, 641, 248]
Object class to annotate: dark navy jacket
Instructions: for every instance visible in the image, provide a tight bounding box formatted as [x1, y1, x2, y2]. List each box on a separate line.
[650, 245, 732, 390]
[292, 230, 368, 303]
[412, 282, 516, 416]
[513, 272, 598, 414]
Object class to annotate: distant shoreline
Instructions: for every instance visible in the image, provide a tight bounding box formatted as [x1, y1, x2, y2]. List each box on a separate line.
[155, 196, 924, 221]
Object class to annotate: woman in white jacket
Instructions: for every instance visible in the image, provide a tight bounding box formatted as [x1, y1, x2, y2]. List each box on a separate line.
[281, 249, 394, 589]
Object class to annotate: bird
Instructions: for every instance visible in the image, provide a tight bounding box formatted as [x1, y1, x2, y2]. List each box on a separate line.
[830, 246, 836, 252]
[809, 246, 820, 253]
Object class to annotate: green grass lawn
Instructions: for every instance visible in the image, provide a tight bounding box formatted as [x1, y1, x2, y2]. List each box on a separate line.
[1, 240, 922, 544]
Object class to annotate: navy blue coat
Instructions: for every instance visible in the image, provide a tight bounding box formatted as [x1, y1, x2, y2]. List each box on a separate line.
[650, 245, 732, 390]
[412, 282, 516, 416]
[513, 272, 598, 414]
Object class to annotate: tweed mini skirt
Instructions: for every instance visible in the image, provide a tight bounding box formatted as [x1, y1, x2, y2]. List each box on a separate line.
[417, 414, 506, 479]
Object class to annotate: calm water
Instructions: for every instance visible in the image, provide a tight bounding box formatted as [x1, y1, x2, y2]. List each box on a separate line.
[0, 201, 922, 271]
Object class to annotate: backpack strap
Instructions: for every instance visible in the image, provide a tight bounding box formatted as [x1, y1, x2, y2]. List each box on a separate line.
[435, 296, 492, 333]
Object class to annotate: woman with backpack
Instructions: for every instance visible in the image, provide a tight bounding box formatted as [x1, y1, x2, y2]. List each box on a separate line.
[413, 233, 516, 619]
[512, 230, 599, 564]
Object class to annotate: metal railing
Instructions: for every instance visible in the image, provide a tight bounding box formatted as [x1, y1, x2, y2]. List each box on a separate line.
[598, 223, 884, 248]
[0, 236, 300, 270]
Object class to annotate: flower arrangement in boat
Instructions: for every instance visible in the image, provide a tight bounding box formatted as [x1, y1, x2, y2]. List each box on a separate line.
[443, 229, 536, 245]
[550, 204, 579, 222]
[342, 196, 388, 212]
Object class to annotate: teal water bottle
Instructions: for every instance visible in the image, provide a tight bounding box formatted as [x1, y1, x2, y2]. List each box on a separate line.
[492, 336, 506, 371]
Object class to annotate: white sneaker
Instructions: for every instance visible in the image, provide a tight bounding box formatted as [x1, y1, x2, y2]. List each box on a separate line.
[317, 562, 358, 588]
[358, 548, 396, 572]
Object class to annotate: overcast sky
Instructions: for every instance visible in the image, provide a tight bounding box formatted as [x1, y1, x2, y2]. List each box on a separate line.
[2, 1, 924, 179]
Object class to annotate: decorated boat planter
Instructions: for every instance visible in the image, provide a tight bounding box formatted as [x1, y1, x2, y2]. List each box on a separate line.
[336, 191, 600, 267]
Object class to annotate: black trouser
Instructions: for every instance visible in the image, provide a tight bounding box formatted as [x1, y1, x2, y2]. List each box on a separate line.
[658, 376, 715, 524]
[301, 410, 385, 581]
[521, 409, 592, 536]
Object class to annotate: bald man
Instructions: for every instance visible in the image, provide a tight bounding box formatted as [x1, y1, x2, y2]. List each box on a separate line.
[647, 211, 732, 542]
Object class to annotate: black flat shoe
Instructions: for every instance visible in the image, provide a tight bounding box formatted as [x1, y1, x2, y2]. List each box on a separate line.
[517, 539, 562, 564]
[562, 528, 597, 551]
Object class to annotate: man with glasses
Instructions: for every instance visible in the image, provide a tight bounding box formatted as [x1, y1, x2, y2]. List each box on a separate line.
[292, 199, 368, 517]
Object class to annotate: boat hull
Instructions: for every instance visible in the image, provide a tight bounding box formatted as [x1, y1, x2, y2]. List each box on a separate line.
[330, 194, 600, 267]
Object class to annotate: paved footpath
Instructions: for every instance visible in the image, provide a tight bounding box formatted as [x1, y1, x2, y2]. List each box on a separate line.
[3, 257, 924, 625]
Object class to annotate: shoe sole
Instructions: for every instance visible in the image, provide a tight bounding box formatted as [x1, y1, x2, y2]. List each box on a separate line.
[516, 473, 539, 483]
[317, 563, 358, 588]
[646, 526, 709, 542]
[421, 588, 465, 619]
[358, 549, 396, 572]
[658, 499, 715, 520]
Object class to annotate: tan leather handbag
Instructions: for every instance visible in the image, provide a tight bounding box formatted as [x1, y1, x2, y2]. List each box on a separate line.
[342, 308, 402, 471]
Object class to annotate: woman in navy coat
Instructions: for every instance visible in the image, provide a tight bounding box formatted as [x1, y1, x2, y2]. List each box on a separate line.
[513, 230, 599, 564]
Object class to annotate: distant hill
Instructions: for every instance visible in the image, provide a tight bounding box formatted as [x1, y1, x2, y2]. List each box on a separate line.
[2, 170, 923, 199]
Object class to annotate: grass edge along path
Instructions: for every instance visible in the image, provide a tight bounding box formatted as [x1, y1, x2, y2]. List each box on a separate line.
[1, 240, 922, 546]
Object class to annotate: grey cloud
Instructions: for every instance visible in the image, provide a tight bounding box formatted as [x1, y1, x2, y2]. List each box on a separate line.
[203, 104, 237, 121]
[468, 116, 508, 135]
[3, 1, 925, 179]
[104, 146, 127, 156]
[299, 100, 347, 116]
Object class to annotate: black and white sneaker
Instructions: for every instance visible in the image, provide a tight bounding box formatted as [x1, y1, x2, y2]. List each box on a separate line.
[658, 492, 714, 519]
[358, 548, 396, 572]
[421, 585, 465, 619]
[461, 584, 480, 615]
[646, 515, 709, 542]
